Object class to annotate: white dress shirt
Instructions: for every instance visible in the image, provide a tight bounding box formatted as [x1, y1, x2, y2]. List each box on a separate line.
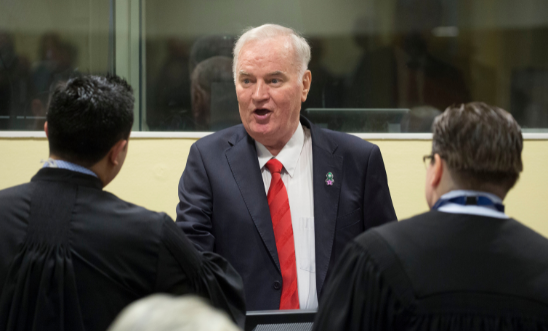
[437, 190, 508, 219]
[255, 122, 318, 309]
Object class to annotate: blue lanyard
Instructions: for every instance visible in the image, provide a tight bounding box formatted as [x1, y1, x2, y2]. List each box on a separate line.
[432, 195, 505, 213]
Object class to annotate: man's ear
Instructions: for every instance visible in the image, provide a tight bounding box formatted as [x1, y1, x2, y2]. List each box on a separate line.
[109, 139, 128, 166]
[301, 70, 312, 102]
[430, 153, 444, 188]
[44, 121, 49, 138]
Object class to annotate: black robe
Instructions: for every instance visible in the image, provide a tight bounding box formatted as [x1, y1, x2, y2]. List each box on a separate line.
[0, 168, 245, 331]
[313, 211, 548, 330]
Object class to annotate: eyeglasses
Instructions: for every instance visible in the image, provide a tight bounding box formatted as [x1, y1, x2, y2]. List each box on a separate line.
[422, 154, 433, 168]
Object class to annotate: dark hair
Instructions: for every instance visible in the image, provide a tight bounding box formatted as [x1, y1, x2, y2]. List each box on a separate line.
[192, 56, 233, 94]
[189, 35, 235, 74]
[191, 56, 234, 129]
[431, 102, 523, 192]
[47, 74, 134, 167]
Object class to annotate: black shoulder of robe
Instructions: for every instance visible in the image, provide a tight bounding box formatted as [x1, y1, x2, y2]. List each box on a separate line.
[0, 168, 246, 331]
[158, 215, 246, 326]
[313, 211, 548, 331]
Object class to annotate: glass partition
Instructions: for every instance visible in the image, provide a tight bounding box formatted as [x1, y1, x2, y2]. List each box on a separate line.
[143, 0, 548, 133]
[0, 0, 112, 131]
[1, 0, 548, 133]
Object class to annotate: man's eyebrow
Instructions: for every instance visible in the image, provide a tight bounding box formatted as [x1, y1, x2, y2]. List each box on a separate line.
[238, 70, 287, 77]
[266, 71, 287, 76]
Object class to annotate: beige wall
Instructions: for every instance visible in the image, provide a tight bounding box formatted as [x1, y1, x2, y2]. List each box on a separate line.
[1, 137, 547, 237]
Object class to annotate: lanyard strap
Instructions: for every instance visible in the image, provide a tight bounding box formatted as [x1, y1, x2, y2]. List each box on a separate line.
[432, 195, 505, 213]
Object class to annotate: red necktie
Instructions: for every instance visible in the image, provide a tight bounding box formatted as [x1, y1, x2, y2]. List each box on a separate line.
[265, 159, 300, 310]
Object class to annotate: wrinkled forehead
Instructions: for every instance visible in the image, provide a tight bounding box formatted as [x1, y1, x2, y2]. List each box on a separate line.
[237, 36, 299, 73]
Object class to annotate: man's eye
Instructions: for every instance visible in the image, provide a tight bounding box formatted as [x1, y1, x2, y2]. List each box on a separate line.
[271, 78, 279, 84]
[243, 79, 250, 84]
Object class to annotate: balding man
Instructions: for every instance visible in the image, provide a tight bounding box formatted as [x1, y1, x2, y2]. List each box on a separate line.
[176, 24, 396, 311]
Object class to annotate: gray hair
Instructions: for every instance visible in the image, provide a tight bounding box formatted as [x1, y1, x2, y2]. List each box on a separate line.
[107, 295, 240, 331]
[232, 24, 311, 81]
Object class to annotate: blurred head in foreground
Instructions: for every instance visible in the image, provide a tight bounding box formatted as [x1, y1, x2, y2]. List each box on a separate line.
[108, 295, 240, 331]
[425, 102, 523, 207]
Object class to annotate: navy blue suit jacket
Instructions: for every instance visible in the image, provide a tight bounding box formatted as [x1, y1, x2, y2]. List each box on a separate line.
[176, 116, 396, 310]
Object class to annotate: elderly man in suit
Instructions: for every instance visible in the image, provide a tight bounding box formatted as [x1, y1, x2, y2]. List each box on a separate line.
[176, 24, 396, 311]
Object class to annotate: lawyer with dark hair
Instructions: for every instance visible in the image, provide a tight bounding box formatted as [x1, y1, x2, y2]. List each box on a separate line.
[0, 75, 245, 331]
[313, 102, 548, 330]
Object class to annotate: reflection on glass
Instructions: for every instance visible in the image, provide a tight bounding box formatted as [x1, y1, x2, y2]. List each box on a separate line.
[192, 55, 238, 131]
[2, 0, 548, 132]
[147, 37, 192, 131]
[344, 0, 469, 132]
[511, 69, 548, 130]
[303, 108, 409, 133]
[30, 33, 80, 131]
[0, 31, 31, 130]
[0, 0, 110, 131]
[301, 38, 344, 110]
[146, 35, 237, 131]
[143, 0, 548, 133]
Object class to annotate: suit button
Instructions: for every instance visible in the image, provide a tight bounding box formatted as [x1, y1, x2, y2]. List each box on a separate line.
[273, 281, 281, 290]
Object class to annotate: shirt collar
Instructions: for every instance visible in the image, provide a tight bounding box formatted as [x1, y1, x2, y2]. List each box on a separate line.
[42, 158, 98, 178]
[255, 122, 305, 178]
[440, 190, 503, 204]
[437, 189, 508, 219]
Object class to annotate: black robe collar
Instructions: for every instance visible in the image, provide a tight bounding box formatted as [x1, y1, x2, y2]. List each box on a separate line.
[31, 168, 103, 191]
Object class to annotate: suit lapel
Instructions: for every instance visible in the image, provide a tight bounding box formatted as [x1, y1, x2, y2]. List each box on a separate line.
[225, 132, 281, 272]
[305, 118, 343, 295]
[224, 119, 343, 289]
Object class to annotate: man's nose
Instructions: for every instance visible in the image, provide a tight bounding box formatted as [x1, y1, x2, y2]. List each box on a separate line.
[252, 80, 269, 102]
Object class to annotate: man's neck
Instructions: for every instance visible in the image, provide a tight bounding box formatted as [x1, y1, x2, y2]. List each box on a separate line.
[256, 122, 301, 157]
[263, 143, 286, 157]
[48, 155, 86, 167]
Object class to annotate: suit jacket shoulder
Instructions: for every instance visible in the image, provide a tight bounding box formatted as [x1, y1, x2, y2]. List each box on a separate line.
[313, 126, 383, 174]
[193, 124, 247, 150]
[308, 120, 380, 155]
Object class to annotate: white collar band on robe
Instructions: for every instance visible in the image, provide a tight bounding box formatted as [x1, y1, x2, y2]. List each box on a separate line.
[436, 189, 508, 219]
[42, 158, 98, 178]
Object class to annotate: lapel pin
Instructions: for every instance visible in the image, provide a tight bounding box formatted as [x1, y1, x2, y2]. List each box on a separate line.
[325, 172, 334, 186]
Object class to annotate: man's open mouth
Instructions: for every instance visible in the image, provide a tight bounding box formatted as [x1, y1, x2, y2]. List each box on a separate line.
[254, 109, 271, 116]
